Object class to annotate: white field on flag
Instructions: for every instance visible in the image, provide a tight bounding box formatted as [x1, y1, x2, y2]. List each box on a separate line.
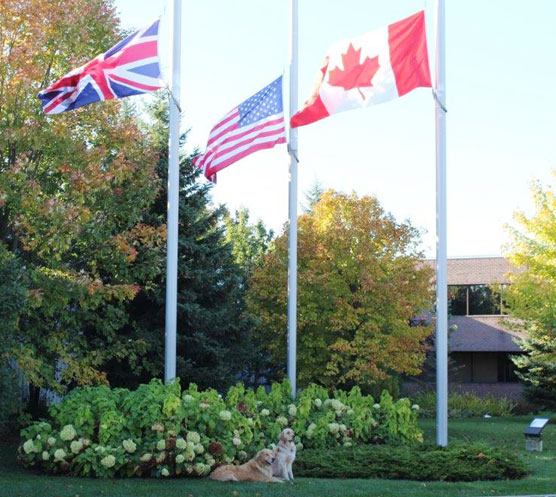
[194, 76, 287, 182]
[321, 27, 398, 114]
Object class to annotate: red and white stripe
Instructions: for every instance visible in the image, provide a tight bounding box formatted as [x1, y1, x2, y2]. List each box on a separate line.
[194, 109, 286, 183]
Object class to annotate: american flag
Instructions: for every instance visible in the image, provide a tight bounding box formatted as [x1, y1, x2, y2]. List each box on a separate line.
[194, 76, 287, 183]
[38, 19, 164, 115]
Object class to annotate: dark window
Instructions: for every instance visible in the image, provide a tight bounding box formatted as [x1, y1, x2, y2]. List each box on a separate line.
[468, 285, 500, 315]
[448, 286, 467, 315]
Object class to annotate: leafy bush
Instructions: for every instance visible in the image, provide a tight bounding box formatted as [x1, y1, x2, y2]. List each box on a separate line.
[17, 379, 421, 478]
[296, 442, 530, 480]
[412, 391, 517, 418]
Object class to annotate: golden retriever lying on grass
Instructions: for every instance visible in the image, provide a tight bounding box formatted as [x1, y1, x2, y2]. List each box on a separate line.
[209, 449, 284, 483]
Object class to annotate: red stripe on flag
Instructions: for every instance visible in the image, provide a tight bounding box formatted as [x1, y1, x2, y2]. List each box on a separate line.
[109, 73, 162, 91]
[388, 11, 431, 97]
[208, 136, 287, 176]
[107, 41, 158, 67]
[206, 116, 285, 158]
[203, 126, 286, 173]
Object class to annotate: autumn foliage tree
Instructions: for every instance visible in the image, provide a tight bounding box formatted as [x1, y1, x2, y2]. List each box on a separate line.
[247, 190, 433, 391]
[0, 0, 165, 396]
[505, 173, 556, 408]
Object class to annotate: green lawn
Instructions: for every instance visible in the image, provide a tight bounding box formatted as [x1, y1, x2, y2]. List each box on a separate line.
[1, 416, 555, 497]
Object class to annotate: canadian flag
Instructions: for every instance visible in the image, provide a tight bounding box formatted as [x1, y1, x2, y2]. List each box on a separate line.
[291, 11, 431, 128]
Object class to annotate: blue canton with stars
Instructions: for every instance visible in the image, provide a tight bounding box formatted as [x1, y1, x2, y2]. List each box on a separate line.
[238, 76, 283, 127]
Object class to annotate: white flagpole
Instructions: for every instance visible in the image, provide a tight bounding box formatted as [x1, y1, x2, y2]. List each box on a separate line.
[165, 0, 182, 383]
[434, 0, 448, 446]
[287, 0, 299, 398]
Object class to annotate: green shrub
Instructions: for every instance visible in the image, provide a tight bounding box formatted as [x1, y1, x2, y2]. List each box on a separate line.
[412, 391, 517, 418]
[296, 442, 530, 481]
[17, 379, 421, 478]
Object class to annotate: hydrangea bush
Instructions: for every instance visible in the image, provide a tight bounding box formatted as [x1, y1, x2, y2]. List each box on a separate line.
[18, 379, 421, 478]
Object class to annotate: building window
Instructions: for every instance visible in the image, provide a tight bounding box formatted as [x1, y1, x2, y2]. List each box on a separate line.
[448, 284, 505, 316]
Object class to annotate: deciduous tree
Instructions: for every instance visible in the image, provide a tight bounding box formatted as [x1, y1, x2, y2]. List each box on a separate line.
[505, 173, 556, 407]
[247, 190, 433, 390]
[0, 0, 165, 394]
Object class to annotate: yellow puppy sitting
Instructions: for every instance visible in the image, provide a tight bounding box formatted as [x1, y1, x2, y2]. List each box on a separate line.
[209, 449, 284, 483]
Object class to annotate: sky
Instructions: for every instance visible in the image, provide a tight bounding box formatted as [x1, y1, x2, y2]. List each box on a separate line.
[114, 0, 556, 258]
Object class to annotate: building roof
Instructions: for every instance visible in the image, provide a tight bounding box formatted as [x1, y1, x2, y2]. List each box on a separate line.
[423, 257, 517, 285]
[448, 315, 527, 352]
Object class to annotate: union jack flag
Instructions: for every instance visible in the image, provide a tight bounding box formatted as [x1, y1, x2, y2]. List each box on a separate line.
[38, 19, 164, 115]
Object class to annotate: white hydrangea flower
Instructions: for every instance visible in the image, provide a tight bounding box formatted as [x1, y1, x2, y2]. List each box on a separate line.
[343, 441, 353, 448]
[47, 437, 56, 446]
[330, 399, 343, 411]
[269, 443, 276, 451]
[347, 409, 354, 416]
[261, 409, 270, 416]
[194, 443, 204, 454]
[42, 451, 50, 461]
[70, 440, 83, 454]
[324, 399, 332, 407]
[328, 423, 340, 435]
[140, 453, 152, 462]
[238, 450, 247, 460]
[186, 441, 195, 452]
[122, 439, 136, 453]
[175, 438, 187, 450]
[36, 434, 41, 440]
[60, 425, 77, 441]
[183, 394, 194, 403]
[373, 403, 381, 409]
[288, 404, 297, 417]
[95, 445, 106, 453]
[200, 402, 210, 410]
[232, 437, 241, 447]
[157, 439, 166, 451]
[185, 450, 195, 462]
[187, 431, 201, 444]
[156, 452, 167, 463]
[206, 457, 216, 466]
[276, 416, 288, 426]
[246, 417, 254, 425]
[313, 398, 322, 408]
[219, 410, 232, 421]
[296, 442, 303, 450]
[412, 404, 420, 410]
[161, 468, 170, 477]
[186, 465, 194, 474]
[82, 438, 91, 447]
[176, 454, 185, 464]
[194, 462, 205, 475]
[23, 439, 37, 454]
[101, 455, 116, 468]
[167, 430, 176, 437]
[151, 422, 165, 432]
[54, 448, 66, 461]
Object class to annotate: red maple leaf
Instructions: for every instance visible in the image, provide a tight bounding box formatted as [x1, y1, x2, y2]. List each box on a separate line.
[328, 43, 380, 99]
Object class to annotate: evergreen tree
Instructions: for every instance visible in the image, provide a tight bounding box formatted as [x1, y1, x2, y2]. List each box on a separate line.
[303, 179, 325, 214]
[108, 96, 251, 390]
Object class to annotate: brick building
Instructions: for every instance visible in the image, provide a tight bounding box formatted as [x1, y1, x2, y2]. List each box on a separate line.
[407, 257, 527, 398]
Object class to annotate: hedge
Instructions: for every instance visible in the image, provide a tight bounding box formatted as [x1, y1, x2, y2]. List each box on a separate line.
[295, 442, 530, 481]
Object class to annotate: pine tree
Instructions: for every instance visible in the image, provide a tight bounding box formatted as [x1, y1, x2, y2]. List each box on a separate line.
[108, 96, 251, 390]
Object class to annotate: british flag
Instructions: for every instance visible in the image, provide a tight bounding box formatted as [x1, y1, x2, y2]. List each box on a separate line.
[38, 19, 164, 115]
